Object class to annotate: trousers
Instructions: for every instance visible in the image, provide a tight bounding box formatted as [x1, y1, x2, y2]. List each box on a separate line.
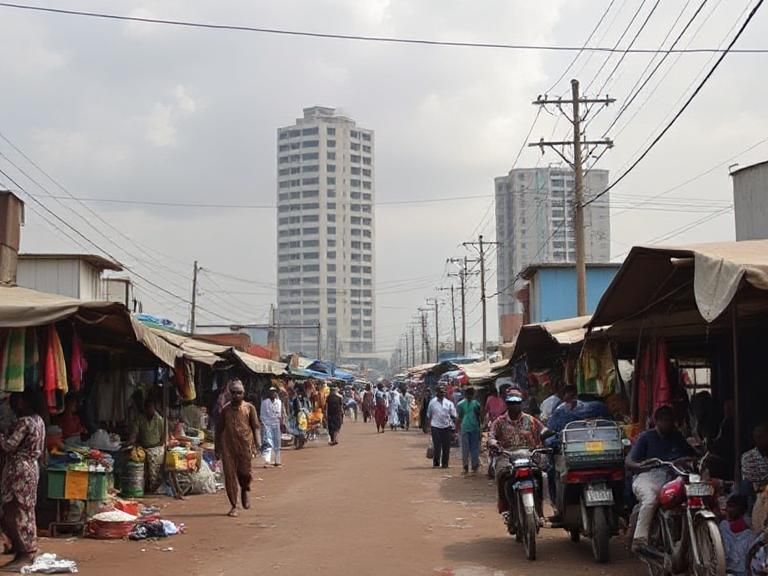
[262, 423, 282, 465]
[431, 426, 453, 468]
[461, 430, 481, 470]
[632, 469, 668, 541]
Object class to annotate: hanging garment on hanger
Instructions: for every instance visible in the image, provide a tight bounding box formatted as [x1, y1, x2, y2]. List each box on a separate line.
[2, 328, 26, 392]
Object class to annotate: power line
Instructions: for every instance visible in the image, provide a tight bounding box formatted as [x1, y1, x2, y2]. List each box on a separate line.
[583, 0, 765, 208]
[1, 2, 767, 53]
[546, 0, 618, 94]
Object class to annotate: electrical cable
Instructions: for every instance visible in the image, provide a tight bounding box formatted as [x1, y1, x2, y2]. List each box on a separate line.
[583, 0, 764, 208]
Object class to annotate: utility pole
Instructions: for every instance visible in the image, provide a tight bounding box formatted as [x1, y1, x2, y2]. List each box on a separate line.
[439, 286, 458, 354]
[411, 325, 416, 367]
[530, 79, 614, 316]
[426, 298, 439, 363]
[448, 256, 477, 357]
[420, 311, 428, 363]
[190, 260, 199, 333]
[463, 235, 499, 360]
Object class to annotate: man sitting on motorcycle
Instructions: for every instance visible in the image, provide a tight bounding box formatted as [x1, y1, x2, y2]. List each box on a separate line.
[489, 392, 545, 518]
[626, 405, 696, 553]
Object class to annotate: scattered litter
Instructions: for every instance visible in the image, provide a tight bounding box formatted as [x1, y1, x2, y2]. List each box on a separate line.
[162, 547, 174, 552]
[20, 553, 78, 574]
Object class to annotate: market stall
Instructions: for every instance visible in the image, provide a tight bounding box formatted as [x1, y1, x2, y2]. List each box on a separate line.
[584, 239, 768, 481]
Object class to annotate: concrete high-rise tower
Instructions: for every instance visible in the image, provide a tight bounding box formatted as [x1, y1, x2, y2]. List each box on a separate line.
[494, 166, 610, 340]
[276, 107, 375, 360]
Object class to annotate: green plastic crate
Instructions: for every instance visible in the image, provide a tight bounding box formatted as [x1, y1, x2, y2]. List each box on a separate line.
[87, 472, 108, 501]
[47, 469, 66, 500]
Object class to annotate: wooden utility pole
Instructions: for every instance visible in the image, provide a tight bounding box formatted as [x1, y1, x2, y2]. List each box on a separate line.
[448, 256, 477, 357]
[439, 286, 458, 354]
[190, 260, 199, 333]
[420, 311, 428, 363]
[529, 79, 614, 316]
[411, 325, 416, 367]
[463, 235, 499, 359]
[426, 298, 439, 363]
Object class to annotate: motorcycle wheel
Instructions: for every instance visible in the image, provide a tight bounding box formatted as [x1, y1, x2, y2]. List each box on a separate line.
[747, 536, 767, 576]
[569, 529, 580, 543]
[523, 510, 537, 561]
[591, 507, 611, 564]
[644, 514, 667, 576]
[692, 518, 726, 576]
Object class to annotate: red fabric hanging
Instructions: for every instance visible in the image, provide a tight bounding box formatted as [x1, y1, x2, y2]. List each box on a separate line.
[44, 326, 57, 412]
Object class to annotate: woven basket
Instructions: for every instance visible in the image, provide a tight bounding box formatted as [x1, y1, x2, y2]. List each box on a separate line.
[86, 519, 135, 539]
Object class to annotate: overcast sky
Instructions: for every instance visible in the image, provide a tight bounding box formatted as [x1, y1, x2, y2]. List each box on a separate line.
[1, 0, 766, 357]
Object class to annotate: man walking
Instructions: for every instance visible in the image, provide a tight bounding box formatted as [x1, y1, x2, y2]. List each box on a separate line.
[374, 383, 388, 433]
[457, 387, 482, 474]
[215, 380, 260, 517]
[325, 384, 344, 445]
[427, 386, 457, 469]
[260, 387, 284, 467]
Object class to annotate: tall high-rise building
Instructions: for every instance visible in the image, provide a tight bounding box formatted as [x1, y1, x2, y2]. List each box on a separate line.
[276, 107, 375, 360]
[494, 166, 610, 338]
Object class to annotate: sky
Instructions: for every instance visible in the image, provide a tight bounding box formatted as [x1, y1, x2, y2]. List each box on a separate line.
[0, 0, 767, 359]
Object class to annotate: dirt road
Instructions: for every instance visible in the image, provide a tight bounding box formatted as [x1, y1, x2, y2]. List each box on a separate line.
[34, 422, 646, 575]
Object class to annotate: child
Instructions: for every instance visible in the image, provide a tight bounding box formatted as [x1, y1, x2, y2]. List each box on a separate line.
[720, 494, 754, 576]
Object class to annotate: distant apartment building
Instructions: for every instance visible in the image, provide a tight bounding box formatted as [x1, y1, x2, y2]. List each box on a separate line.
[276, 107, 375, 360]
[494, 167, 610, 341]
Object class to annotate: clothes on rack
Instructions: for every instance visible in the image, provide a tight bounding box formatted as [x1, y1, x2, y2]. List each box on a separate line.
[577, 340, 617, 397]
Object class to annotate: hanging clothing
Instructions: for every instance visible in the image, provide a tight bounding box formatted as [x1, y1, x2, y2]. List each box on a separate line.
[635, 340, 673, 425]
[44, 326, 68, 413]
[24, 328, 39, 390]
[1, 328, 25, 393]
[174, 360, 196, 402]
[70, 330, 86, 392]
[577, 340, 617, 397]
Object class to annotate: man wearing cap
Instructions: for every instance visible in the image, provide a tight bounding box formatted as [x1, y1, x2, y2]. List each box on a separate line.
[260, 386, 284, 467]
[426, 386, 458, 469]
[489, 393, 545, 518]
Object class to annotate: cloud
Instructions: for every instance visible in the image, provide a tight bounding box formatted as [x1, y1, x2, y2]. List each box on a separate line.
[144, 85, 198, 147]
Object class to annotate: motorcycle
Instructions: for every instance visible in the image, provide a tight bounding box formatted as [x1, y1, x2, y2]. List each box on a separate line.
[632, 458, 725, 576]
[500, 448, 550, 561]
[551, 419, 626, 563]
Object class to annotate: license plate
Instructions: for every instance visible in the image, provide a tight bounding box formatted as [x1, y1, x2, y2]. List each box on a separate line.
[585, 441, 604, 452]
[585, 488, 613, 504]
[686, 483, 714, 497]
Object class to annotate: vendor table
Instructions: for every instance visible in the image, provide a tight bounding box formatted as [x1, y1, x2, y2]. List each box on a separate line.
[47, 468, 112, 537]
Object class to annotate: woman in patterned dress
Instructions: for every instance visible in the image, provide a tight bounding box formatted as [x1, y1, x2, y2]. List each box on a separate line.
[0, 389, 45, 571]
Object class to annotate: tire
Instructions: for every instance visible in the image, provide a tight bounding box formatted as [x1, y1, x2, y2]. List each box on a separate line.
[591, 507, 611, 564]
[747, 536, 767, 576]
[524, 510, 537, 561]
[569, 529, 581, 543]
[692, 518, 726, 576]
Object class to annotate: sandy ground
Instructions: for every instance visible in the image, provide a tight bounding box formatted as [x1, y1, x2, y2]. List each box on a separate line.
[22, 421, 647, 576]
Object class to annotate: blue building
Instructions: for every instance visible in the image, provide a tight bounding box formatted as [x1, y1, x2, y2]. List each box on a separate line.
[521, 263, 621, 324]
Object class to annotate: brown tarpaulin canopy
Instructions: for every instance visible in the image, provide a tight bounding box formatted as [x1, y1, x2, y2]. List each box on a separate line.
[589, 240, 768, 331]
[511, 315, 591, 366]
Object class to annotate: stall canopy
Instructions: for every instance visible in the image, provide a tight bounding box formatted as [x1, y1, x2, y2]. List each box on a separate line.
[588, 240, 768, 340]
[511, 315, 591, 366]
[0, 285, 130, 328]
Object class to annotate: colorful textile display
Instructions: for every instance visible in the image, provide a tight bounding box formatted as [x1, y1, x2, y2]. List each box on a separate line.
[576, 340, 617, 397]
[44, 326, 68, 413]
[24, 328, 39, 390]
[635, 339, 673, 426]
[70, 331, 86, 392]
[1, 328, 27, 392]
[173, 359, 196, 401]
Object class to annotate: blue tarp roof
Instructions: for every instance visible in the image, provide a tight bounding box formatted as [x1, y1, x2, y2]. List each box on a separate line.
[306, 360, 355, 382]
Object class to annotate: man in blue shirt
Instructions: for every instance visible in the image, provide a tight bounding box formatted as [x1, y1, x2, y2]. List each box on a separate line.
[626, 406, 696, 552]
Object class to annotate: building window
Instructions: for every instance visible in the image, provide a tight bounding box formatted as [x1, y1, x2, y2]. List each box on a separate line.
[279, 131, 289, 140]
[327, 151, 336, 160]
[363, 145, 371, 153]
[303, 251, 319, 259]
[327, 189, 336, 197]
[351, 229, 361, 236]
[327, 202, 336, 210]
[303, 227, 319, 235]
[351, 179, 361, 187]
[303, 264, 319, 272]
[302, 140, 319, 148]
[301, 202, 319, 210]
[362, 157, 372, 165]
[351, 143, 360, 152]
[350, 130, 359, 138]
[302, 152, 319, 161]
[327, 127, 336, 136]
[327, 214, 336, 222]
[327, 226, 336, 235]
[363, 181, 372, 190]
[302, 190, 319, 198]
[351, 167, 361, 175]
[327, 264, 336, 272]
[302, 177, 319, 185]
[362, 169, 371, 177]
[327, 177, 336, 185]
[327, 251, 336, 259]
[303, 214, 319, 223]
[327, 164, 336, 173]
[302, 165, 319, 173]
[362, 133, 371, 141]
[327, 139, 336, 148]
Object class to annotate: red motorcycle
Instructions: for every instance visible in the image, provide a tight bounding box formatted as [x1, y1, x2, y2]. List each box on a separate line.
[633, 458, 725, 576]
